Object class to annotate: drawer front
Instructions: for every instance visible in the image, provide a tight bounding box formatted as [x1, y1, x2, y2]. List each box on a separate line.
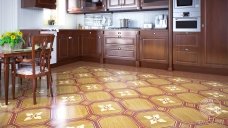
[140, 30, 168, 38]
[104, 30, 138, 36]
[175, 51, 199, 64]
[80, 30, 103, 35]
[105, 44, 135, 51]
[105, 49, 135, 60]
[105, 37, 135, 45]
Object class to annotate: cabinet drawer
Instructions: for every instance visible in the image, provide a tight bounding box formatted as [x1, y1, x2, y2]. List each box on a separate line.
[105, 37, 135, 45]
[80, 30, 103, 35]
[140, 30, 168, 38]
[104, 30, 138, 36]
[105, 44, 135, 51]
[105, 49, 135, 59]
[175, 51, 199, 64]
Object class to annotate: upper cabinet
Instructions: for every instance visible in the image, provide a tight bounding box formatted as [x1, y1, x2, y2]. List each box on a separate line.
[107, 0, 139, 11]
[140, 0, 168, 9]
[21, 0, 56, 9]
[67, 0, 106, 13]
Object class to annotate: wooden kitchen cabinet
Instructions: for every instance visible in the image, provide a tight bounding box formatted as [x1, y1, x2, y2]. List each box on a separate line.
[80, 30, 103, 62]
[21, 0, 56, 9]
[201, 0, 228, 69]
[67, 0, 106, 13]
[140, 30, 168, 64]
[67, 0, 83, 13]
[57, 30, 80, 62]
[107, 0, 139, 10]
[104, 30, 138, 61]
[140, 0, 168, 9]
[173, 32, 201, 66]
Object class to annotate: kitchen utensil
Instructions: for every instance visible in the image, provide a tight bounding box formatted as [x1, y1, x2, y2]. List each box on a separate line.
[120, 18, 130, 28]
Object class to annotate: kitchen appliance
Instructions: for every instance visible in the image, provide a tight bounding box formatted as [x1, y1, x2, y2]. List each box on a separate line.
[173, 0, 201, 32]
[173, 0, 200, 12]
[154, 14, 167, 29]
[120, 18, 130, 28]
[40, 29, 58, 64]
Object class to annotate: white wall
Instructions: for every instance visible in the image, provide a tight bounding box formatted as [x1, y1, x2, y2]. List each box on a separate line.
[0, 0, 18, 34]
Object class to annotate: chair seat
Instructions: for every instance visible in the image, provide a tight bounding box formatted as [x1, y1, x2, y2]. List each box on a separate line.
[16, 66, 48, 75]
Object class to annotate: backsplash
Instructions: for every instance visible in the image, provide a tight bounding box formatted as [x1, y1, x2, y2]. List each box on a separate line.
[75, 10, 168, 29]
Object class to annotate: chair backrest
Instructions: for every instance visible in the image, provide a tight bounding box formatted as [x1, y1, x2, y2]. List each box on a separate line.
[31, 34, 55, 76]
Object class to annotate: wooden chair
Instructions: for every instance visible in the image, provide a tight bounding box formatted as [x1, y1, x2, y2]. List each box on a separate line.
[12, 34, 55, 104]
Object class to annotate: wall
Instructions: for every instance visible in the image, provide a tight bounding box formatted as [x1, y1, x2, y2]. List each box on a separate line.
[0, 0, 18, 34]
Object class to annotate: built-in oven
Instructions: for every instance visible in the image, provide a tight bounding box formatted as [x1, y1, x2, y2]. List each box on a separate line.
[173, 16, 200, 32]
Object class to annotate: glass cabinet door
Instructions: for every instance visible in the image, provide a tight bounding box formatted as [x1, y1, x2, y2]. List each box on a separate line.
[67, 0, 82, 13]
[82, 0, 106, 11]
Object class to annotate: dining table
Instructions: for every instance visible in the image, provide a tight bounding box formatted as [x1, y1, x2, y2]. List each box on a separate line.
[0, 48, 33, 105]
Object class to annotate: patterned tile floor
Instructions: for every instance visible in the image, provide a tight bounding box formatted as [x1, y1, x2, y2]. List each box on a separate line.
[0, 62, 228, 128]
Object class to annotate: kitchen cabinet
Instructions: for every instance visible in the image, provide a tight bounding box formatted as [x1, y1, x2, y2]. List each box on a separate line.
[21, 0, 56, 9]
[57, 30, 80, 62]
[201, 0, 228, 69]
[81, 30, 103, 62]
[140, 30, 168, 64]
[67, 0, 83, 13]
[104, 30, 138, 61]
[140, 0, 168, 9]
[107, 0, 139, 11]
[173, 32, 201, 66]
[67, 0, 106, 13]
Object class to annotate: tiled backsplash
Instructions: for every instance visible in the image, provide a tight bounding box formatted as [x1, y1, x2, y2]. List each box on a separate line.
[75, 10, 168, 29]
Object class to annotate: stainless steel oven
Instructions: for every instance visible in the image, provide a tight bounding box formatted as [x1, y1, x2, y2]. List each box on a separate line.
[173, 16, 200, 32]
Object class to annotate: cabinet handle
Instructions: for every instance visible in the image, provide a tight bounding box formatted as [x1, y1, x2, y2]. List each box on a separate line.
[98, 36, 101, 39]
[89, 32, 92, 34]
[118, 47, 121, 50]
[153, 33, 156, 35]
[185, 48, 189, 51]
[102, 5, 105, 7]
[68, 36, 72, 39]
[202, 24, 205, 28]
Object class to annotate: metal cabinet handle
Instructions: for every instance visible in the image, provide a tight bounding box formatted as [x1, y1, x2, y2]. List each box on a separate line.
[153, 33, 156, 35]
[68, 36, 72, 39]
[89, 32, 92, 34]
[185, 48, 189, 51]
[118, 47, 121, 50]
[202, 24, 205, 28]
[98, 36, 101, 39]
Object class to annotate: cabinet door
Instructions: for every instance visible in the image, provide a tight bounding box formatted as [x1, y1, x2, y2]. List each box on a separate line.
[67, 0, 82, 13]
[107, 0, 122, 9]
[140, 37, 168, 63]
[82, 0, 106, 11]
[141, 0, 168, 9]
[173, 32, 200, 66]
[81, 34, 101, 58]
[57, 32, 69, 62]
[202, 0, 228, 68]
[68, 34, 80, 58]
[123, 0, 138, 8]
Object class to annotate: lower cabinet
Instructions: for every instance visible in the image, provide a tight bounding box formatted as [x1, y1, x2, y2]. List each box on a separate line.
[104, 30, 138, 61]
[173, 32, 201, 66]
[57, 30, 80, 63]
[139, 30, 168, 64]
[81, 30, 102, 61]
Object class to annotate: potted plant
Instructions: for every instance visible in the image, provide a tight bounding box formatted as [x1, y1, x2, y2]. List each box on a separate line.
[0, 31, 25, 51]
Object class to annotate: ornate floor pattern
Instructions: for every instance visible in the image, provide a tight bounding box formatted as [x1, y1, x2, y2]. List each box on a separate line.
[0, 62, 228, 128]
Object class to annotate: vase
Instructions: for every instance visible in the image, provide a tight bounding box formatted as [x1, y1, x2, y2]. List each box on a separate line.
[2, 42, 23, 51]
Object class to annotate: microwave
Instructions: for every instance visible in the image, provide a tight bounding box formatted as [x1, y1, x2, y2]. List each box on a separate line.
[173, 0, 200, 12]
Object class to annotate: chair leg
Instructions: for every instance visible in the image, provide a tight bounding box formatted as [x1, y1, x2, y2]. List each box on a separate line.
[32, 78, 37, 105]
[11, 63, 15, 99]
[47, 75, 49, 90]
[0, 63, 1, 80]
[48, 73, 53, 97]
